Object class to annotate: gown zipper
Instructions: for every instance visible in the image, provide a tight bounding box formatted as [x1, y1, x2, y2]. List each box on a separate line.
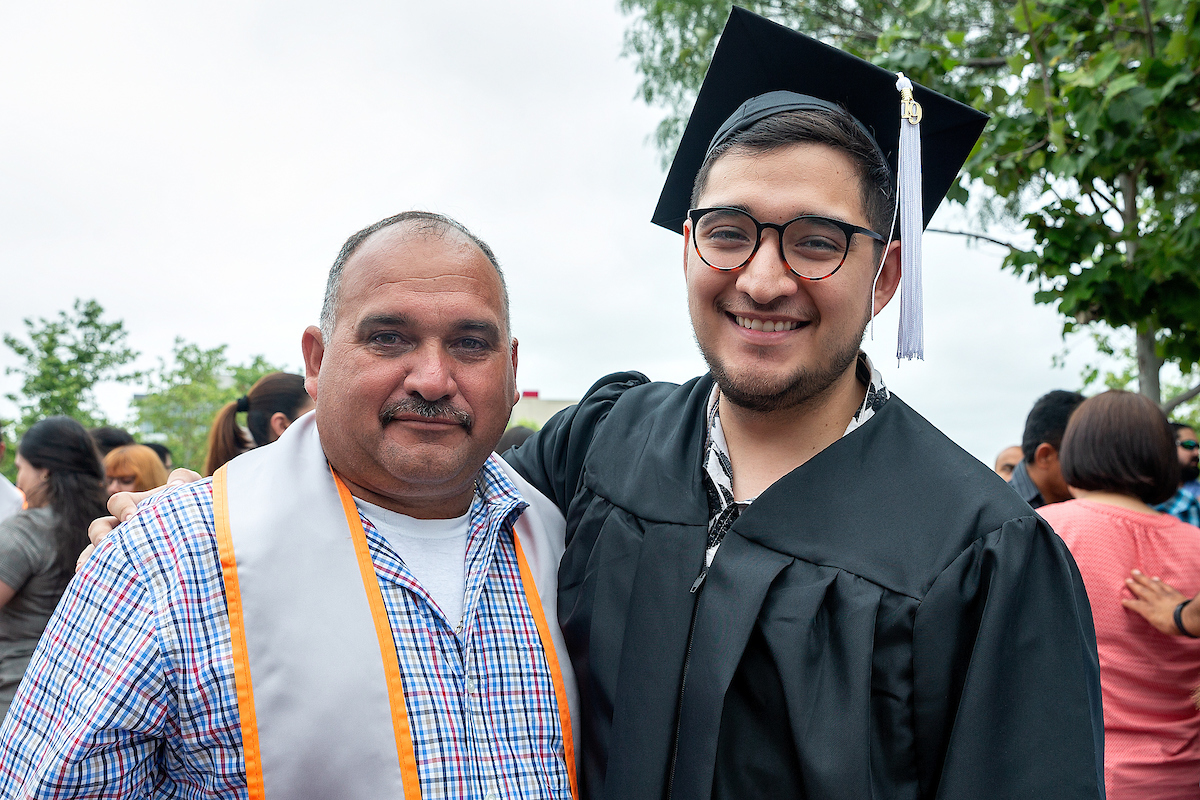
[667, 569, 706, 799]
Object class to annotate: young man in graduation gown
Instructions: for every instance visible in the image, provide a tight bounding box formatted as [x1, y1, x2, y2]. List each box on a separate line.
[0, 213, 580, 799]
[505, 9, 1104, 800]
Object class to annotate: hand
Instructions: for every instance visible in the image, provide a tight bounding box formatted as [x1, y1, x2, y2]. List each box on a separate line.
[107, 468, 203, 524]
[76, 469, 204, 573]
[1122, 569, 1197, 636]
[75, 544, 96, 574]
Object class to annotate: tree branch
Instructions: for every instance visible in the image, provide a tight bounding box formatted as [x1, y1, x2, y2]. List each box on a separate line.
[963, 56, 1011, 68]
[1140, 0, 1156, 59]
[1016, 136, 1050, 157]
[1040, 1, 1148, 34]
[1090, 179, 1119, 211]
[1163, 381, 1200, 415]
[926, 228, 1019, 249]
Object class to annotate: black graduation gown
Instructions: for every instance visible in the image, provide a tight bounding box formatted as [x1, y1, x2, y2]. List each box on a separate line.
[505, 372, 1104, 800]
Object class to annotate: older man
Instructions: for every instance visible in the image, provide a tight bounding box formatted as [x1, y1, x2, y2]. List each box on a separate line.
[0, 212, 577, 799]
[505, 10, 1103, 800]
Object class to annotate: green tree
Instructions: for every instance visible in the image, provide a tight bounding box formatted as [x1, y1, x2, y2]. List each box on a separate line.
[130, 339, 285, 472]
[621, 0, 1200, 410]
[0, 420, 16, 484]
[3, 299, 140, 430]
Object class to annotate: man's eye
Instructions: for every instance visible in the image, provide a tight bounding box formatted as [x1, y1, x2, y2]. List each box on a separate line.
[371, 332, 402, 346]
[457, 338, 488, 351]
[704, 227, 753, 245]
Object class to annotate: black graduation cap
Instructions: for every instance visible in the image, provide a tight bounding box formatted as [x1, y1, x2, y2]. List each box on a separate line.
[651, 6, 988, 234]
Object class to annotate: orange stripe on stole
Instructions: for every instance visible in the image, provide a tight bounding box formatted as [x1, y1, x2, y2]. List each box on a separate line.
[514, 534, 580, 800]
[213, 466, 266, 800]
[331, 468, 424, 800]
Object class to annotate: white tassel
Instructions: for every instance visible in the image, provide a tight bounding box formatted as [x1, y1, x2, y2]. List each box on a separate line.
[895, 72, 924, 361]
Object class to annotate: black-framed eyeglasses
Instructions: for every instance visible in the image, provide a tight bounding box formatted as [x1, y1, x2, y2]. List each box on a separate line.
[1179, 439, 1199, 451]
[687, 207, 885, 281]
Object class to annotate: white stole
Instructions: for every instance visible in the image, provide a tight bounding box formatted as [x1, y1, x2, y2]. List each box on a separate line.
[214, 411, 579, 799]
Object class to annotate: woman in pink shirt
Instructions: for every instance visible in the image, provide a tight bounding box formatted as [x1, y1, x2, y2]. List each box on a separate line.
[1040, 390, 1200, 799]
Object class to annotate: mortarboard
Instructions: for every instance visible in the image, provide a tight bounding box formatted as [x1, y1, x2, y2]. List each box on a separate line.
[653, 7, 988, 359]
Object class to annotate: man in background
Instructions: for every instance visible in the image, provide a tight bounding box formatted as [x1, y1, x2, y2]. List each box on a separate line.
[1155, 421, 1200, 525]
[993, 444, 1023, 480]
[87, 426, 134, 457]
[1008, 389, 1085, 508]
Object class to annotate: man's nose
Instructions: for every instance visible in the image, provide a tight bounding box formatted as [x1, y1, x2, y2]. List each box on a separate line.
[403, 343, 456, 401]
[733, 230, 801, 304]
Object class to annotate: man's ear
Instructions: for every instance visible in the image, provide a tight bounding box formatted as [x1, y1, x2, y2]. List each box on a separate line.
[301, 326, 324, 402]
[510, 337, 520, 406]
[871, 240, 903, 316]
[1034, 442, 1060, 469]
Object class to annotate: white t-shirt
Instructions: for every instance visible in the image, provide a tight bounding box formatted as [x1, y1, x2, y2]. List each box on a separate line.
[354, 498, 470, 628]
[0, 474, 23, 525]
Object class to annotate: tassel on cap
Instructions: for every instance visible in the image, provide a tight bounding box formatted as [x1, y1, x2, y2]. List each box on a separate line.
[895, 73, 924, 361]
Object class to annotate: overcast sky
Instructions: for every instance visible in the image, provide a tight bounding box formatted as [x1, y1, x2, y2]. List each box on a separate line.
[0, 0, 1103, 465]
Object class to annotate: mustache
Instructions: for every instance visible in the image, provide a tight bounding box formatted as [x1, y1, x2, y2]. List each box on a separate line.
[379, 397, 473, 432]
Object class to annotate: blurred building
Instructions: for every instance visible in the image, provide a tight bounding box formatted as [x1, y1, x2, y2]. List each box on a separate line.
[509, 391, 575, 429]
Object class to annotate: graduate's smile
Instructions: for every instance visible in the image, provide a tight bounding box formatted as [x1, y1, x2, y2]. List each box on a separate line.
[729, 312, 809, 336]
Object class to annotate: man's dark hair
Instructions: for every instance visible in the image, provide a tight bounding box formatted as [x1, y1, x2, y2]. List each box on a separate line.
[690, 107, 897, 243]
[145, 442, 172, 468]
[1170, 421, 1195, 437]
[320, 211, 509, 340]
[1060, 391, 1179, 505]
[89, 425, 135, 457]
[1020, 390, 1086, 463]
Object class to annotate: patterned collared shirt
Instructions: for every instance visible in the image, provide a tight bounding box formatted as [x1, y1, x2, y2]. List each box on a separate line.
[1156, 486, 1200, 528]
[0, 455, 571, 800]
[1007, 459, 1045, 509]
[697, 352, 889, 584]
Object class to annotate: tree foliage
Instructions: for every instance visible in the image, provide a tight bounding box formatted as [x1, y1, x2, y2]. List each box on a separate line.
[621, 0, 1200, 406]
[3, 299, 140, 430]
[130, 339, 285, 472]
[0, 422, 15, 484]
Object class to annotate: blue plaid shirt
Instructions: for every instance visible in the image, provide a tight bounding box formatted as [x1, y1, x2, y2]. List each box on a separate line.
[1156, 486, 1200, 527]
[0, 455, 571, 800]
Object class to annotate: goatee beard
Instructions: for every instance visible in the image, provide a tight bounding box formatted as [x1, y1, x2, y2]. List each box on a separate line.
[1183, 464, 1199, 483]
[697, 319, 866, 414]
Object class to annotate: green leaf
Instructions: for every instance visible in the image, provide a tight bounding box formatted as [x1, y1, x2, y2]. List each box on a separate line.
[1165, 31, 1190, 64]
[1103, 72, 1142, 104]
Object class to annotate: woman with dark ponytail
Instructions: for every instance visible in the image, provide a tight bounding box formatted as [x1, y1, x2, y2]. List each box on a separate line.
[0, 416, 107, 720]
[202, 372, 313, 476]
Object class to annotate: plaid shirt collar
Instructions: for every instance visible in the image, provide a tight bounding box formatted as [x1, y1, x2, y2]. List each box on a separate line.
[1156, 486, 1200, 527]
[475, 453, 529, 523]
